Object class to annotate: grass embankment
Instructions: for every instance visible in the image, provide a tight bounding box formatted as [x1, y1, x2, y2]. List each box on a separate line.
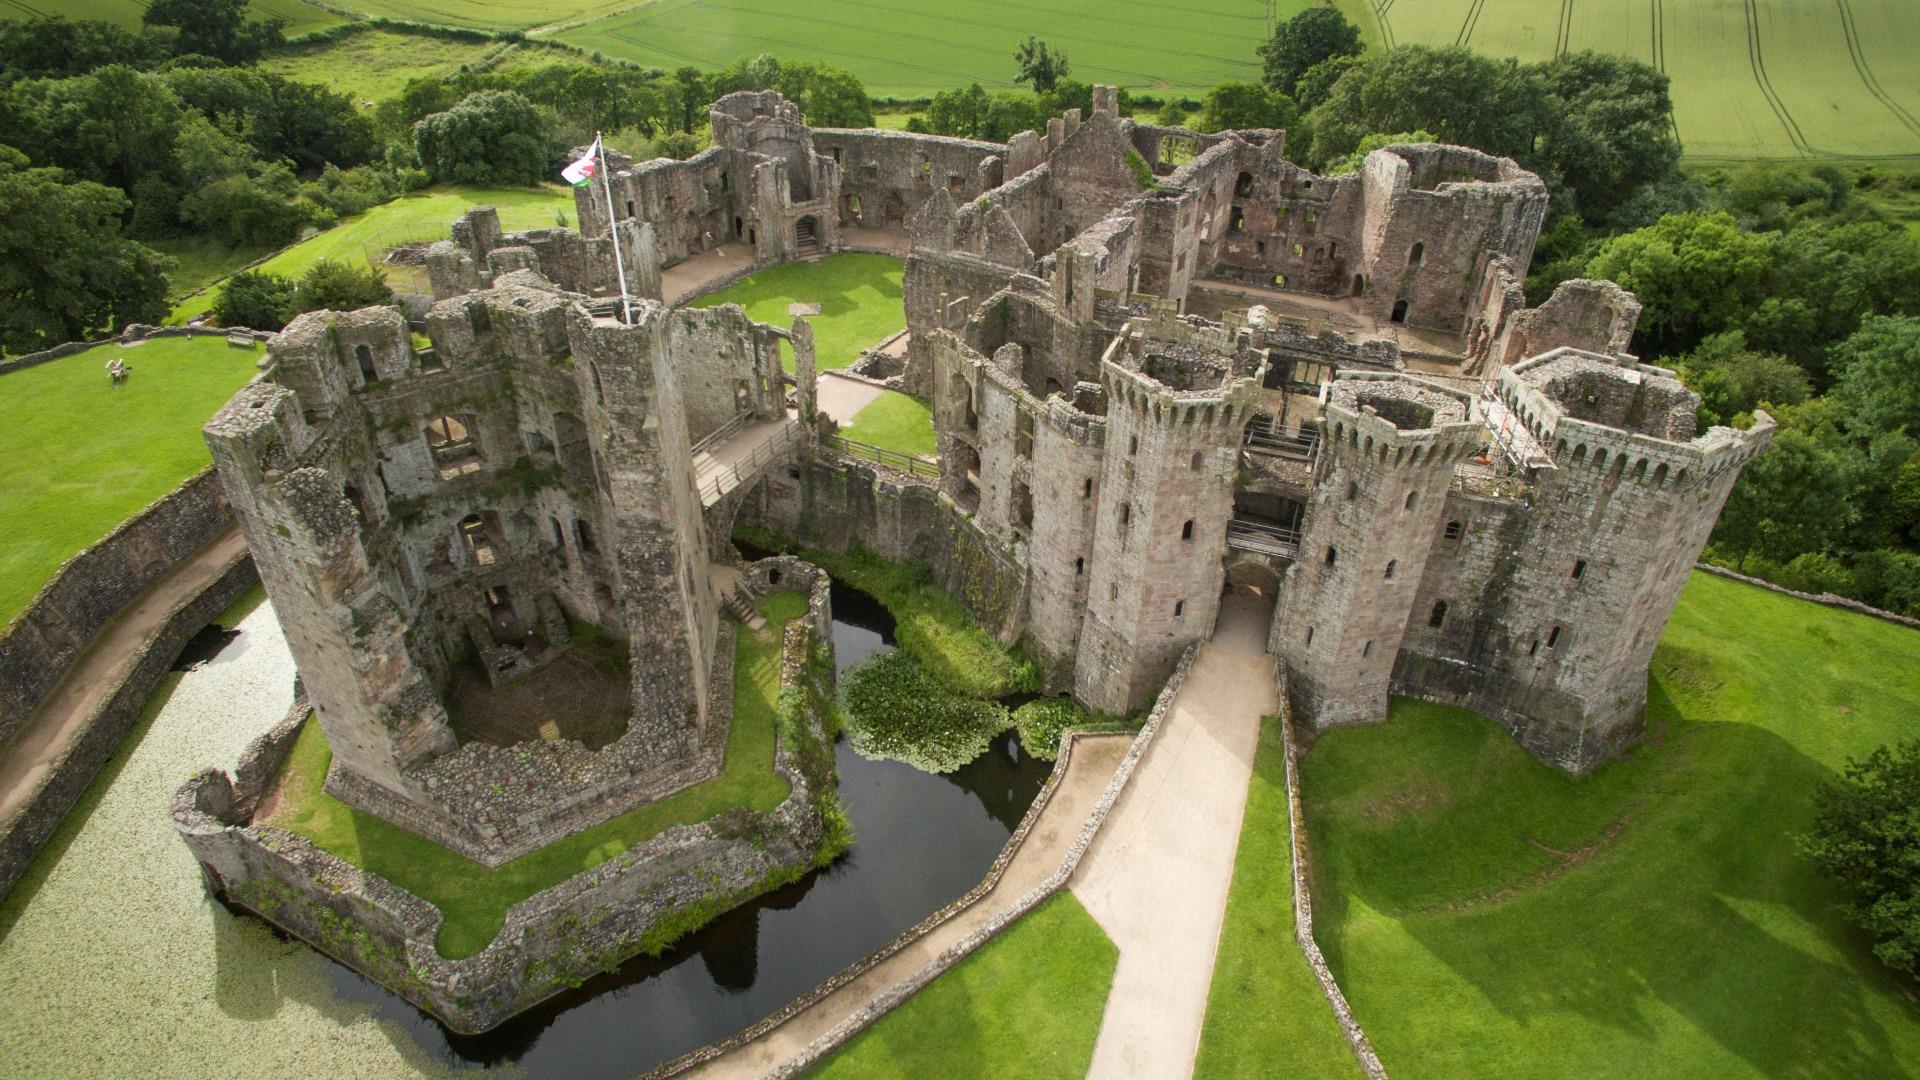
[1193, 714, 1366, 1079]
[265, 592, 807, 959]
[688, 253, 904, 373]
[837, 390, 936, 459]
[170, 184, 574, 323]
[0, 336, 261, 625]
[262, 29, 553, 109]
[808, 892, 1118, 1080]
[1286, 571, 1920, 1076]
[737, 527, 1037, 698]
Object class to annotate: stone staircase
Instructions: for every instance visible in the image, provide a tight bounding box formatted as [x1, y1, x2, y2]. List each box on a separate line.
[722, 582, 766, 629]
[795, 224, 821, 261]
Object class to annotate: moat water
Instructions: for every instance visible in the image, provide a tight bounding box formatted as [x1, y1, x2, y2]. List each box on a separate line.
[0, 581, 1048, 1077]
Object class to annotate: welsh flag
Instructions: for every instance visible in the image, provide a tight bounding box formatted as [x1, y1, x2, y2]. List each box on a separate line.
[562, 137, 601, 187]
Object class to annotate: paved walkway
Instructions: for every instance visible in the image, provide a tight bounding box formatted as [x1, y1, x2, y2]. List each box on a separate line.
[663, 242, 755, 305]
[0, 527, 250, 825]
[816, 371, 884, 425]
[1072, 598, 1278, 1080]
[682, 733, 1134, 1079]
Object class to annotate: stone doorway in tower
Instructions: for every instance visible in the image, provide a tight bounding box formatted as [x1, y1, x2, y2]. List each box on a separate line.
[1215, 560, 1281, 655]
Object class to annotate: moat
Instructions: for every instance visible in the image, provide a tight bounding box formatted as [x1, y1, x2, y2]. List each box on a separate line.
[0, 585, 1049, 1076]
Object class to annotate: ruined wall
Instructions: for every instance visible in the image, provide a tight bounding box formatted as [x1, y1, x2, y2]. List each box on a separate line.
[813, 129, 1003, 228]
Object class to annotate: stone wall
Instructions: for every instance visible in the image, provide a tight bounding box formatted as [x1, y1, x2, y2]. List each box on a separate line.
[0, 468, 234, 740]
[170, 564, 838, 1034]
[0, 550, 256, 902]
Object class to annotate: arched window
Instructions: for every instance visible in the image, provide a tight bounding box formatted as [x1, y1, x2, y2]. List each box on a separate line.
[1408, 242, 1424, 267]
[1429, 600, 1448, 627]
[1384, 559, 1397, 579]
[1391, 299, 1410, 324]
[1190, 451, 1204, 471]
[1324, 546, 1337, 567]
[1444, 520, 1463, 540]
[1174, 600, 1186, 618]
[1234, 171, 1253, 198]
[1405, 490, 1418, 510]
[1181, 519, 1194, 540]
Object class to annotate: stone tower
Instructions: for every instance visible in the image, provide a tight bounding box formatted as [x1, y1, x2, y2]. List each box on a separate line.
[1274, 373, 1485, 729]
[1073, 318, 1263, 714]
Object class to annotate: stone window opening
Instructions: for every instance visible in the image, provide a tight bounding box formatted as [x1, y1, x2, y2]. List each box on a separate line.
[1547, 626, 1563, 649]
[1082, 477, 1094, 499]
[355, 344, 377, 385]
[1120, 503, 1132, 527]
[1409, 242, 1424, 267]
[1274, 273, 1287, 288]
[1235, 171, 1254, 198]
[721, 172, 729, 191]
[734, 215, 744, 238]
[749, 226, 756, 246]
[1384, 559, 1396, 579]
[1306, 626, 1316, 646]
[948, 175, 966, 197]
[1572, 559, 1587, 580]
[1346, 480, 1358, 501]
[575, 518, 598, 555]
[626, 199, 636, 218]
[1109, 583, 1119, 601]
[1529, 637, 1541, 657]
[734, 379, 753, 414]
[1391, 299, 1410, 324]
[1404, 490, 1418, 510]
[785, 464, 802, 479]
[1362, 639, 1373, 658]
[589, 363, 606, 406]
[425, 414, 482, 479]
[1015, 411, 1035, 458]
[549, 516, 567, 562]
[1351, 274, 1365, 296]
[1181, 519, 1195, 541]
[342, 484, 369, 525]
[1129, 434, 1139, 455]
[1075, 556, 1085, 576]
[1291, 242, 1304, 258]
[1324, 546, 1337, 567]
[1257, 240, 1266, 257]
[1174, 599, 1186, 618]
[459, 513, 497, 566]
[1229, 207, 1245, 232]
[1191, 451, 1204, 471]
[1444, 520, 1463, 540]
[1429, 600, 1448, 627]
[1012, 479, 1034, 535]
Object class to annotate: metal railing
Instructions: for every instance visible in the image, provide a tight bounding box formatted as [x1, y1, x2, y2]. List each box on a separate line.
[1242, 417, 1319, 460]
[695, 420, 804, 505]
[691, 412, 751, 457]
[823, 434, 940, 478]
[1227, 517, 1301, 559]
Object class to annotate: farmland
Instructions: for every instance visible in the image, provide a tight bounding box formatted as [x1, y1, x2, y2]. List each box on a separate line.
[1336, 0, 1920, 161]
[45, 0, 342, 35]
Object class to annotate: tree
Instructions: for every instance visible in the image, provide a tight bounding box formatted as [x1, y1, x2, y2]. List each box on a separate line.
[1803, 739, 1920, 981]
[0, 17, 168, 79]
[1711, 425, 1855, 566]
[1538, 51, 1682, 227]
[1013, 37, 1069, 93]
[1318, 129, 1439, 175]
[0, 149, 172, 352]
[927, 83, 991, 139]
[213, 269, 297, 331]
[142, 0, 283, 65]
[293, 258, 391, 313]
[1584, 212, 1775, 358]
[1258, 7, 1362, 96]
[3, 66, 186, 225]
[1675, 331, 1810, 427]
[652, 132, 701, 160]
[1293, 54, 1363, 110]
[1832, 316, 1920, 436]
[413, 90, 552, 187]
[1196, 83, 1297, 133]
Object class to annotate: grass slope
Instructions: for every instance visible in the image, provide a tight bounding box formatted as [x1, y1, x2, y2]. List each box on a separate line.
[170, 184, 574, 323]
[1298, 571, 1920, 1077]
[0, 336, 261, 625]
[264, 592, 805, 958]
[1343, 0, 1920, 161]
[688, 253, 903, 373]
[837, 390, 935, 458]
[557, 0, 1290, 98]
[808, 892, 1118, 1080]
[261, 29, 520, 107]
[1194, 715, 1365, 1079]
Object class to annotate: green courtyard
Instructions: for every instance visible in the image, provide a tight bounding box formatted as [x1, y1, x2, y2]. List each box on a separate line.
[0, 336, 263, 626]
[688, 253, 904, 373]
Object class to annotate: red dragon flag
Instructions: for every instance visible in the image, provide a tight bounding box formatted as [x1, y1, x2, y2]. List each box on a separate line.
[562, 136, 602, 187]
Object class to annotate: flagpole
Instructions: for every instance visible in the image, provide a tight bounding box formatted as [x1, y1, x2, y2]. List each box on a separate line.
[594, 133, 633, 323]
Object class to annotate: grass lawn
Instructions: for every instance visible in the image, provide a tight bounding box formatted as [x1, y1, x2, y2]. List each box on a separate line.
[688, 253, 903, 372]
[808, 892, 1117, 1079]
[736, 526, 1038, 699]
[1194, 715, 1365, 1079]
[0, 335, 262, 626]
[171, 184, 575, 323]
[837, 390, 935, 459]
[1295, 571, 1920, 1077]
[264, 592, 806, 959]
[148, 235, 278, 303]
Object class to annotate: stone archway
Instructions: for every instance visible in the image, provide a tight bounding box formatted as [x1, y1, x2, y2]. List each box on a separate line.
[1216, 559, 1283, 653]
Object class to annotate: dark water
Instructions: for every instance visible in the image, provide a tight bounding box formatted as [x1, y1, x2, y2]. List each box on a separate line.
[295, 580, 1050, 1076]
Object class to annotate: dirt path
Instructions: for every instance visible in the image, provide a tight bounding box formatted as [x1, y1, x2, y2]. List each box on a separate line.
[1071, 625, 1276, 1080]
[681, 733, 1133, 1079]
[0, 527, 249, 826]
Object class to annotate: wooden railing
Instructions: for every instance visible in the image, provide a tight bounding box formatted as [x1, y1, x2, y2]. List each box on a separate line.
[822, 435, 939, 478]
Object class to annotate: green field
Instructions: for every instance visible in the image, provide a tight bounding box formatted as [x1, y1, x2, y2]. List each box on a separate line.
[688, 253, 904, 371]
[810, 892, 1117, 1079]
[1289, 571, 1920, 1076]
[261, 29, 527, 107]
[0, 336, 261, 625]
[838, 390, 936, 459]
[1340, 0, 1920, 161]
[555, 0, 1283, 98]
[170, 184, 575, 322]
[263, 591, 803, 958]
[43, 0, 342, 35]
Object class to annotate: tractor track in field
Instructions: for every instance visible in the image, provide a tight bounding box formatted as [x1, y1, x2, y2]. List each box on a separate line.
[1831, 0, 1920, 141]
[1370, 0, 1397, 49]
[1742, 0, 1813, 157]
[1553, 0, 1574, 57]
[1651, 0, 1682, 152]
[1453, 0, 1488, 47]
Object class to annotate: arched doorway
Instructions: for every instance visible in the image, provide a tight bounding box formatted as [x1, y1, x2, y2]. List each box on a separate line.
[1391, 299, 1410, 324]
[1217, 560, 1283, 654]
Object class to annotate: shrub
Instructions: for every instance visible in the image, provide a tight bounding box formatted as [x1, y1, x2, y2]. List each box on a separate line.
[840, 652, 1011, 773]
[294, 258, 392, 312]
[213, 269, 297, 330]
[1013, 698, 1082, 760]
[1803, 740, 1920, 981]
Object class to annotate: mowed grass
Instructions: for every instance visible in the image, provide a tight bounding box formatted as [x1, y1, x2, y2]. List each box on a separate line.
[171, 184, 574, 322]
[1292, 571, 1920, 1077]
[688, 253, 903, 372]
[263, 592, 805, 959]
[837, 390, 935, 459]
[1194, 715, 1364, 1079]
[556, 0, 1290, 98]
[46, 0, 342, 35]
[808, 892, 1117, 1080]
[0, 336, 261, 626]
[1346, 0, 1920, 161]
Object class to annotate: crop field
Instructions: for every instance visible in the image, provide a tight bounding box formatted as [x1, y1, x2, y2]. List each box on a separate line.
[35, 0, 342, 35]
[554, 0, 1295, 98]
[1340, 0, 1920, 161]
